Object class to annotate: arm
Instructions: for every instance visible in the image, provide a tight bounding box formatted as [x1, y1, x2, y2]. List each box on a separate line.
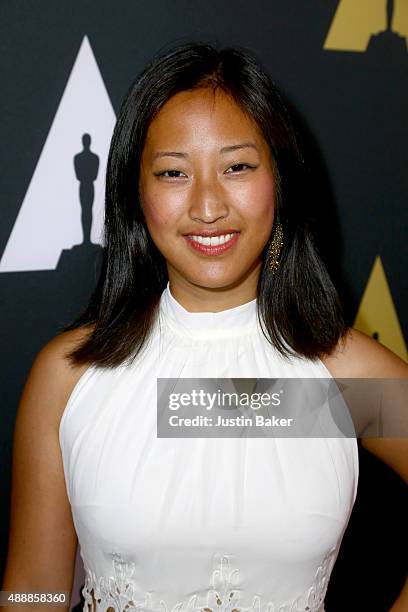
[323, 329, 408, 611]
[330, 329, 408, 481]
[1, 330, 91, 611]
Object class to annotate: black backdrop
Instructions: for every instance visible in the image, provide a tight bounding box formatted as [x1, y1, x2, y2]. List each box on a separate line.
[1, 2, 407, 611]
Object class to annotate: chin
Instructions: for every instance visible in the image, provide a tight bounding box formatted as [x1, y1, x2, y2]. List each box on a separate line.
[183, 272, 247, 292]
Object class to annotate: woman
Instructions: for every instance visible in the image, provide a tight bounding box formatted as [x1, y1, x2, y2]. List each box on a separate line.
[3, 42, 407, 612]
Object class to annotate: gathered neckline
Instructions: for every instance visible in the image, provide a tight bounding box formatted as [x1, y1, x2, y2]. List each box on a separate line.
[159, 281, 258, 339]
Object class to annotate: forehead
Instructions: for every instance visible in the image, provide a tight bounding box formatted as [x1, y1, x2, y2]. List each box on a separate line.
[143, 87, 265, 148]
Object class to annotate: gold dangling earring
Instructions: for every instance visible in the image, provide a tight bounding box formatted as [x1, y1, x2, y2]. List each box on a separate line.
[267, 222, 284, 273]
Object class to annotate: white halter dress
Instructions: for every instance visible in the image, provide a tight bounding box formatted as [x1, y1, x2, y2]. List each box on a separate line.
[59, 282, 359, 612]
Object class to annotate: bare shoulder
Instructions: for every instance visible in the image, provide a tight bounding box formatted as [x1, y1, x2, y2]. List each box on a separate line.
[23, 323, 96, 430]
[3, 324, 96, 594]
[321, 327, 408, 378]
[322, 330, 408, 483]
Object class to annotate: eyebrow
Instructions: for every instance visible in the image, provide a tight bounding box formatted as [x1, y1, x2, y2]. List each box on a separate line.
[152, 142, 258, 161]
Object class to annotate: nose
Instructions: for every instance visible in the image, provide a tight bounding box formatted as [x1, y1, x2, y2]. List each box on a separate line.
[188, 172, 229, 224]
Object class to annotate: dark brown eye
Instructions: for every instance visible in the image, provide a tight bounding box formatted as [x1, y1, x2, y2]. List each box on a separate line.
[159, 170, 185, 178]
[226, 164, 254, 173]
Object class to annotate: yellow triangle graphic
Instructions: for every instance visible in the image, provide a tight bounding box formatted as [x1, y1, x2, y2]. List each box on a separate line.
[354, 256, 407, 362]
[393, 1, 408, 40]
[324, 0, 408, 52]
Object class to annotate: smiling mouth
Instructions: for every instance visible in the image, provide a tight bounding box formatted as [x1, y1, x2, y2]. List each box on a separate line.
[183, 232, 240, 255]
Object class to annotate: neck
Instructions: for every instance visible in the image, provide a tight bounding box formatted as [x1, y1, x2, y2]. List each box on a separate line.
[167, 265, 260, 313]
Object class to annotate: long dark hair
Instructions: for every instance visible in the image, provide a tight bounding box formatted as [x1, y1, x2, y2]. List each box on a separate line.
[62, 41, 348, 368]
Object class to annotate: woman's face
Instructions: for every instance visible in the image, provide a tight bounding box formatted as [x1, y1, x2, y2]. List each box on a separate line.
[139, 87, 276, 300]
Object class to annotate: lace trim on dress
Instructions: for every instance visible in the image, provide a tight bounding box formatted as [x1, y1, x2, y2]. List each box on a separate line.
[82, 548, 336, 612]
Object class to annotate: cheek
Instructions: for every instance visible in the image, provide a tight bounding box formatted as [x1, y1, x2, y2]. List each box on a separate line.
[141, 190, 184, 235]
[238, 174, 276, 224]
[144, 201, 168, 232]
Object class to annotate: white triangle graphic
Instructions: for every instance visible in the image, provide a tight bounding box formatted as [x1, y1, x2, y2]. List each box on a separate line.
[0, 35, 116, 272]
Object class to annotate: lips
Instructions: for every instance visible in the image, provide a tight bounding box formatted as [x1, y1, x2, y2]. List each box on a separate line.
[183, 231, 240, 255]
[183, 229, 239, 237]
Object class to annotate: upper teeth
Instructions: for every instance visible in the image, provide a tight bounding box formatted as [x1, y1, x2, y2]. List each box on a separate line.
[189, 233, 236, 246]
